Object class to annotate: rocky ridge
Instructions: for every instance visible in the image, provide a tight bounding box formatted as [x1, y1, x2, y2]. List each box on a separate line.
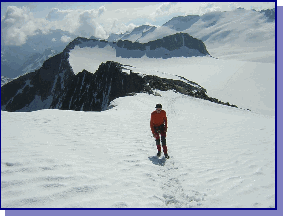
[1, 57, 237, 112]
[64, 32, 210, 59]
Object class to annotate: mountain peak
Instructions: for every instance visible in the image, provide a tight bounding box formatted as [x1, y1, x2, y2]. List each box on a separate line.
[162, 15, 200, 31]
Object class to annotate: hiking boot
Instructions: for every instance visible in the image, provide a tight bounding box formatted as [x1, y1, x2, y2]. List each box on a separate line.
[157, 151, 161, 157]
[164, 154, 170, 159]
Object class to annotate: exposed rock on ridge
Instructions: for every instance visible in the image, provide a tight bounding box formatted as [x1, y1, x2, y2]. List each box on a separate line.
[1, 60, 237, 112]
[64, 32, 210, 59]
[1, 52, 74, 112]
[60, 62, 145, 111]
[116, 33, 209, 54]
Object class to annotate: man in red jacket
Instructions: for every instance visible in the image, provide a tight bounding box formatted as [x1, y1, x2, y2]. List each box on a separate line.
[150, 104, 169, 159]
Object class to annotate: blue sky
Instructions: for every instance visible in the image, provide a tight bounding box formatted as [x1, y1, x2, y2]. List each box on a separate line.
[1, 2, 276, 46]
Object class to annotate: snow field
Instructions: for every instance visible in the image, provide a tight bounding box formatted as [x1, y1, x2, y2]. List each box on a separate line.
[1, 90, 275, 208]
[68, 46, 275, 116]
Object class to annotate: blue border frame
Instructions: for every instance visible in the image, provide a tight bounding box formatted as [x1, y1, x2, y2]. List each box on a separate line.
[1, 2, 282, 216]
[275, 1, 278, 211]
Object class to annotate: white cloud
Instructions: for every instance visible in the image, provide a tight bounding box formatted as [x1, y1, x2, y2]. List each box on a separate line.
[52, 38, 56, 42]
[1, 6, 49, 45]
[97, 6, 106, 17]
[47, 7, 108, 38]
[94, 24, 108, 39]
[229, 3, 241, 11]
[61, 35, 72, 43]
[150, 2, 177, 20]
[124, 23, 137, 33]
[108, 18, 136, 34]
[1, 5, 109, 46]
[73, 10, 107, 38]
[46, 8, 71, 21]
[156, 2, 172, 14]
[198, 3, 221, 15]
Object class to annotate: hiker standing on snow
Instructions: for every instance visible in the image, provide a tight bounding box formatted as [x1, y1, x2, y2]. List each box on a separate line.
[150, 104, 169, 159]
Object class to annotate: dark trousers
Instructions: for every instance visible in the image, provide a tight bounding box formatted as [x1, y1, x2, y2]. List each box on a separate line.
[153, 124, 167, 154]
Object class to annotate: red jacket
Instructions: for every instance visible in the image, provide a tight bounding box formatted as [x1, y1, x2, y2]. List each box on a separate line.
[150, 110, 167, 133]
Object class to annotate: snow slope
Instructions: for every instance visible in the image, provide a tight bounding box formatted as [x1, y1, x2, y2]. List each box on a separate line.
[1, 89, 275, 208]
[69, 46, 275, 116]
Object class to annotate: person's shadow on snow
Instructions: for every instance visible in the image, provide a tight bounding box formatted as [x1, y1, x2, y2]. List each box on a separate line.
[148, 156, 166, 166]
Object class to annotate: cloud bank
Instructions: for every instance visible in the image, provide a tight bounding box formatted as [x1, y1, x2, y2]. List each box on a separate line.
[1, 6, 48, 45]
[1, 6, 109, 45]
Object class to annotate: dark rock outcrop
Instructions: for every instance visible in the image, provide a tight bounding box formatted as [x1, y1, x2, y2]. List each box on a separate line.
[260, 8, 275, 22]
[142, 74, 237, 108]
[1, 58, 237, 112]
[59, 62, 145, 111]
[1, 52, 74, 112]
[63, 33, 210, 59]
[1, 34, 236, 112]
[116, 33, 209, 57]
[60, 61, 237, 111]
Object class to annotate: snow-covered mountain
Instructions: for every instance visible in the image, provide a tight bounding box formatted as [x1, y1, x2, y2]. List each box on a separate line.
[118, 8, 272, 62]
[1, 46, 37, 78]
[109, 9, 274, 47]
[107, 25, 157, 42]
[177, 9, 272, 44]
[183, 9, 275, 61]
[1, 7, 275, 116]
[114, 9, 274, 63]
[1, 25, 275, 115]
[20, 49, 59, 75]
[1, 8, 275, 79]
[162, 15, 200, 31]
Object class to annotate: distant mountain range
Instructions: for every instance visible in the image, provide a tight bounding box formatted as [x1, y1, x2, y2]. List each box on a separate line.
[1, 8, 275, 82]
[1, 7, 275, 113]
[2, 48, 59, 79]
[107, 25, 157, 42]
[162, 15, 200, 31]
[107, 8, 275, 44]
